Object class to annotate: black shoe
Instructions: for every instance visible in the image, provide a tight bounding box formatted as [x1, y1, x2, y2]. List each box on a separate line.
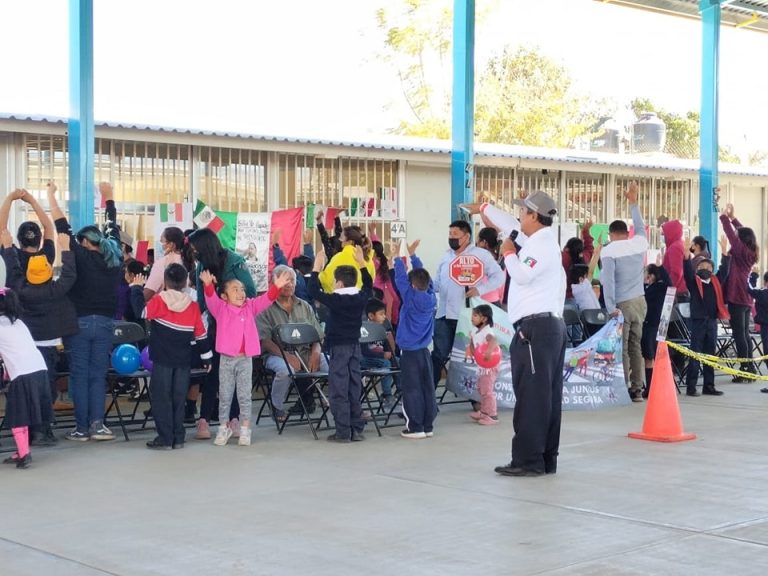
[289, 401, 316, 415]
[326, 433, 351, 443]
[702, 387, 724, 396]
[686, 388, 700, 397]
[732, 375, 748, 383]
[761, 388, 768, 394]
[3, 454, 20, 465]
[629, 389, 644, 402]
[146, 439, 172, 450]
[641, 388, 649, 399]
[544, 459, 557, 475]
[494, 462, 543, 477]
[15, 454, 31, 469]
[351, 431, 366, 442]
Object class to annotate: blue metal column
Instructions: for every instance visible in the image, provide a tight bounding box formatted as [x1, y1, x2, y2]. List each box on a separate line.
[69, 0, 95, 231]
[699, 0, 720, 259]
[451, 0, 475, 218]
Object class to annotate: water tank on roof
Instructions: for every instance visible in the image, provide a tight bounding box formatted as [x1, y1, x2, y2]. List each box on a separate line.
[633, 112, 666, 153]
[590, 118, 622, 153]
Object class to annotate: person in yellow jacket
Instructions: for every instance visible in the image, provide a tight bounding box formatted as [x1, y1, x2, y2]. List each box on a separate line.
[319, 226, 376, 293]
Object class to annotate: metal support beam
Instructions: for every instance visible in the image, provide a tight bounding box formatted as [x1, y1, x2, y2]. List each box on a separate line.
[69, 0, 95, 231]
[451, 0, 475, 219]
[699, 0, 720, 260]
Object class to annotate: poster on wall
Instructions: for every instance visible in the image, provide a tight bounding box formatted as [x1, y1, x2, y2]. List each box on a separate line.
[446, 300, 629, 410]
[235, 212, 271, 292]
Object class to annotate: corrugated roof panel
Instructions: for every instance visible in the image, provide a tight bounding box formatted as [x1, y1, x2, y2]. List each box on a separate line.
[2, 112, 768, 177]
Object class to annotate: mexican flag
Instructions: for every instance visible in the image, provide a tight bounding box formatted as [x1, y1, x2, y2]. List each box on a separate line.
[193, 200, 226, 234]
[186, 201, 304, 292]
[304, 203, 343, 229]
[154, 203, 194, 254]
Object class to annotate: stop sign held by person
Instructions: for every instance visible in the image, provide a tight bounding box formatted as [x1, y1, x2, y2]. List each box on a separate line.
[449, 254, 485, 287]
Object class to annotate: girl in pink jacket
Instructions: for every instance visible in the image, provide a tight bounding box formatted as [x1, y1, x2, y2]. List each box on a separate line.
[200, 269, 290, 446]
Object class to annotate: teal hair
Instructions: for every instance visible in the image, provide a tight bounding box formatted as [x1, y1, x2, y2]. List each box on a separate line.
[78, 227, 122, 268]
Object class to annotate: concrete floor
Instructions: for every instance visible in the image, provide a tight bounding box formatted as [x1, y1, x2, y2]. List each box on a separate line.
[1, 376, 767, 576]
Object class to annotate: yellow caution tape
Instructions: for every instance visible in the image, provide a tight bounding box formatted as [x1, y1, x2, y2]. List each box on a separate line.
[694, 351, 768, 364]
[665, 341, 768, 381]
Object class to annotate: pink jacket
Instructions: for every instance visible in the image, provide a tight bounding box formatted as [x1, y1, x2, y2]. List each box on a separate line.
[204, 284, 279, 357]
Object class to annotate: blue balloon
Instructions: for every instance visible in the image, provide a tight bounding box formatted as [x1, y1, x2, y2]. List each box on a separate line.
[111, 344, 141, 375]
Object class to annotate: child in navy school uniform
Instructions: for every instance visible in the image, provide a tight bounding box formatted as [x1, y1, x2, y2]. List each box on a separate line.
[392, 239, 438, 439]
[308, 246, 372, 443]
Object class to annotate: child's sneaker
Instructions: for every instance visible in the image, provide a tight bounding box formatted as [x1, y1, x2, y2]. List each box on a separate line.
[477, 415, 498, 426]
[229, 418, 240, 438]
[195, 419, 211, 440]
[214, 425, 232, 446]
[238, 426, 251, 446]
[89, 421, 115, 441]
[400, 429, 427, 439]
[469, 411, 484, 420]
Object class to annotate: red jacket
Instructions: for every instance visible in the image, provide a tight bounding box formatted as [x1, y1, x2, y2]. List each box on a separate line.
[662, 220, 687, 294]
[562, 224, 594, 299]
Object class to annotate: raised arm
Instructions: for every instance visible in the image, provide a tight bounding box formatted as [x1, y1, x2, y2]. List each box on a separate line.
[0, 189, 25, 233]
[587, 242, 602, 281]
[23, 185, 55, 242]
[99, 182, 120, 243]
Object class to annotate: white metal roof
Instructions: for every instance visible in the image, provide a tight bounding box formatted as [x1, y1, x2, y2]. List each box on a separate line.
[2, 112, 768, 178]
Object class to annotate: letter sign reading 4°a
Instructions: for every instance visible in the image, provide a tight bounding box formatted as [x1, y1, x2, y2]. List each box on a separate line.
[390, 222, 407, 239]
[449, 255, 484, 287]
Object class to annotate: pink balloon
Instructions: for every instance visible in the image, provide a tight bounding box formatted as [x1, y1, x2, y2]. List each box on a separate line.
[474, 343, 501, 369]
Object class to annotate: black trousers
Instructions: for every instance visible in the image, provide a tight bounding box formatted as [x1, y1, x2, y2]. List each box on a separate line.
[431, 317, 458, 386]
[401, 348, 437, 433]
[728, 303, 754, 372]
[686, 317, 717, 389]
[510, 316, 567, 473]
[151, 363, 191, 446]
[34, 345, 56, 427]
[328, 343, 364, 438]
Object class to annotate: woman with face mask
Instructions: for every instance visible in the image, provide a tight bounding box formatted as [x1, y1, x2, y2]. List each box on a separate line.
[689, 235, 711, 270]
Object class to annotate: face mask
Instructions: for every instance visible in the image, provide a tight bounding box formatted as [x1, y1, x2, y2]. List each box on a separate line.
[696, 270, 712, 281]
[448, 238, 461, 251]
[689, 246, 696, 254]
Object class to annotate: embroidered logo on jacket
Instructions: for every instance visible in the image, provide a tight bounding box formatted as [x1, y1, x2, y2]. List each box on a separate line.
[523, 257, 538, 268]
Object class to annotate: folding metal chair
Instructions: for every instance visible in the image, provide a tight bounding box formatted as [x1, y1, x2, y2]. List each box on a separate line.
[667, 303, 691, 393]
[359, 321, 402, 436]
[273, 323, 331, 439]
[580, 308, 609, 338]
[563, 304, 585, 347]
[104, 321, 152, 441]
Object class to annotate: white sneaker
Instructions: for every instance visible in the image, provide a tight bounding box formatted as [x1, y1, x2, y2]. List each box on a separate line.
[400, 429, 427, 439]
[213, 426, 232, 446]
[425, 431, 434, 438]
[238, 427, 251, 446]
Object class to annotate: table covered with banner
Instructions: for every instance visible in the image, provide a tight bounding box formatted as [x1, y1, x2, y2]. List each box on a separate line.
[446, 300, 630, 410]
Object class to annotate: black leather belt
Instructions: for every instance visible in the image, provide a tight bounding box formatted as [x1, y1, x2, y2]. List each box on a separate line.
[513, 312, 559, 331]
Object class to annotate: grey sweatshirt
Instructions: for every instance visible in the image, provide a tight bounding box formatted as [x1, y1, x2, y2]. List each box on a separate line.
[600, 204, 648, 313]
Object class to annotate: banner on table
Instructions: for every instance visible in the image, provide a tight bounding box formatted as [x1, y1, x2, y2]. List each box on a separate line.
[446, 300, 629, 410]
[154, 203, 194, 254]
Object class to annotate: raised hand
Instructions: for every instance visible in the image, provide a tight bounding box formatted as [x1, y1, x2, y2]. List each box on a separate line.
[273, 270, 292, 289]
[199, 269, 216, 286]
[313, 250, 327, 272]
[98, 182, 113, 202]
[46, 181, 57, 197]
[271, 228, 282, 246]
[388, 241, 399, 258]
[719, 234, 729, 256]
[131, 273, 147, 287]
[352, 245, 366, 266]
[57, 232, 70, 252]
[626, 181, 639, 205]
[407, 239, 420, 256]
[725, 203, 735, 219]
[302, 228, 313, 244]
[0, 229, 12, 248]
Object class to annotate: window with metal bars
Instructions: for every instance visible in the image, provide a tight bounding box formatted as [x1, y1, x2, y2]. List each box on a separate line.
[198, 146, 266, 213]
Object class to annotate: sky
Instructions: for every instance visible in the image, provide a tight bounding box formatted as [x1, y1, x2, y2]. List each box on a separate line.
[2, 0, 768, 154]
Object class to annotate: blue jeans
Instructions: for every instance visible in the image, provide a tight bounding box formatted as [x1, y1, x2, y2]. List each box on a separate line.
[360, 356, 394, 396]
[64, 315, 114, 432]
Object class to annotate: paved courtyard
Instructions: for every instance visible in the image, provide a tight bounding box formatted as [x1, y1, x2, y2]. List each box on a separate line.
[1, 376, 767, 576]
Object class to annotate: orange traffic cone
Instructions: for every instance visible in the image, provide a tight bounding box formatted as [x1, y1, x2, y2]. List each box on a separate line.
[628, 341, 696, 442]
